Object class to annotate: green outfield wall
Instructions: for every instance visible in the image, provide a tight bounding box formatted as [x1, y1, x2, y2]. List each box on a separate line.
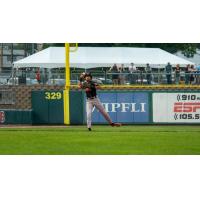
[0, 89, 200, 125]
[0, 109, 32, 124]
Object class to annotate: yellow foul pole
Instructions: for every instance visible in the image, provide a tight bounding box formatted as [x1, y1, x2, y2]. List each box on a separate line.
[64, 43, 78, 125]
[64, 43, 70, 125]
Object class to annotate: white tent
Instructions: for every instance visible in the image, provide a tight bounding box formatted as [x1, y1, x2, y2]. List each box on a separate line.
[13, 47, 194, 69]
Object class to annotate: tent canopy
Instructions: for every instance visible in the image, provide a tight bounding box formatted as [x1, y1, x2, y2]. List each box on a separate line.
[13, 47, 194, 69]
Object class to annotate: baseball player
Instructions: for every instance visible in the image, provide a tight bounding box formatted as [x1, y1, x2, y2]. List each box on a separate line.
[79, 72, 122, 131]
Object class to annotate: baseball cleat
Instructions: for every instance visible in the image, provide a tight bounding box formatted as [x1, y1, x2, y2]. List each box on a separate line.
[110, 123, 122, 127]
[88, 128, 92, 131]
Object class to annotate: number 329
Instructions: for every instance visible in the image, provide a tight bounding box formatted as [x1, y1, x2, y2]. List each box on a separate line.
[45, 92, 62, 100]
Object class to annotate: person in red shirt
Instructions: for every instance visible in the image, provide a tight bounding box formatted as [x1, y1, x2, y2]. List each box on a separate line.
[36, 68, 41, 83]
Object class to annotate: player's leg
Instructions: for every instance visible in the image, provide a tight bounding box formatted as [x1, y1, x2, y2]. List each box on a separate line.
[86, 100, 93, 131]
[94, 98, 121, 127]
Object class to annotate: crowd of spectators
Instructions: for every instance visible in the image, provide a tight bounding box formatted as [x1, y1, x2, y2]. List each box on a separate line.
[6, 63, 200, 86]
[108, 63, 200, 85]
[165, 62, 200, 85]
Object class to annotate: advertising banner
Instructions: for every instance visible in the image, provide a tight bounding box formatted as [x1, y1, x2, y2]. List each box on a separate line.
[91, 92, 149, 123]
[0, 111, 5, 123]
[153, 93, 200, 123]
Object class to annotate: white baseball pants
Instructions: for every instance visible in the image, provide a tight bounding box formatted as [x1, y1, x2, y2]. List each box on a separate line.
[86, 97, 112, 128]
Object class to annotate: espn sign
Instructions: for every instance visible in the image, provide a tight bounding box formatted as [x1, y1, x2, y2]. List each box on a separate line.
[0, 111, 5, 123]
[174, 102, 200, 113]
[153, 93, 200, 123]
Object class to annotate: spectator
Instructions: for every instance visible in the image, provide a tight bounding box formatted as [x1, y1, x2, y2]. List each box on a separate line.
[175, 64, 181, 84]
[196, 64, 200, 84]
[118, 64, 125, 85]
[185, 64, 190, 85]
[109, 64, 119, 85]
[165, 62, 172, 84]
[146, 63, 152, 84]
[190, 65, 196, 84]
[128, 63, 137, 84]
[36, 68, 41, 84]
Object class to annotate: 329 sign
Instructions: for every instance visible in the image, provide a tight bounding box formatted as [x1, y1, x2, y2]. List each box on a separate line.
[45, 92, 62, 100]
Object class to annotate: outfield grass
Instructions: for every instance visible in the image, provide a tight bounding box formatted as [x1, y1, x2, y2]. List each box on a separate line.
[0, 125, 200, 155]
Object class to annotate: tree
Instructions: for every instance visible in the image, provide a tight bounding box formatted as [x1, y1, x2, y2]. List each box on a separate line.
[43, 43, 199, 57]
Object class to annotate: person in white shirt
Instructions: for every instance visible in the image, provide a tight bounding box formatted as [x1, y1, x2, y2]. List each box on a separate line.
[128, 63, 136, 73]
[128, 63, 137, 84]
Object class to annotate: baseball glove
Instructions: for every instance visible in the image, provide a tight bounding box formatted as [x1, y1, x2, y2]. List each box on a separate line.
[79, 72, 86, 82]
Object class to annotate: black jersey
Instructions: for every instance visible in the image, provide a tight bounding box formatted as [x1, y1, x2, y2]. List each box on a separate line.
[82, 80, 97, 98]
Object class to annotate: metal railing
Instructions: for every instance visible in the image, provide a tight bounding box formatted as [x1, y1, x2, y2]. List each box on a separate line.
[0, 69, 200, 86]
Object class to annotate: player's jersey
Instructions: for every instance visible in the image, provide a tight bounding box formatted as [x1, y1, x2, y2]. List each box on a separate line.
[82, 80, 97, 98]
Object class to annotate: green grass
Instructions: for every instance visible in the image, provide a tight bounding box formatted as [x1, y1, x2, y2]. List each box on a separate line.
[0, 125, 200, 155]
